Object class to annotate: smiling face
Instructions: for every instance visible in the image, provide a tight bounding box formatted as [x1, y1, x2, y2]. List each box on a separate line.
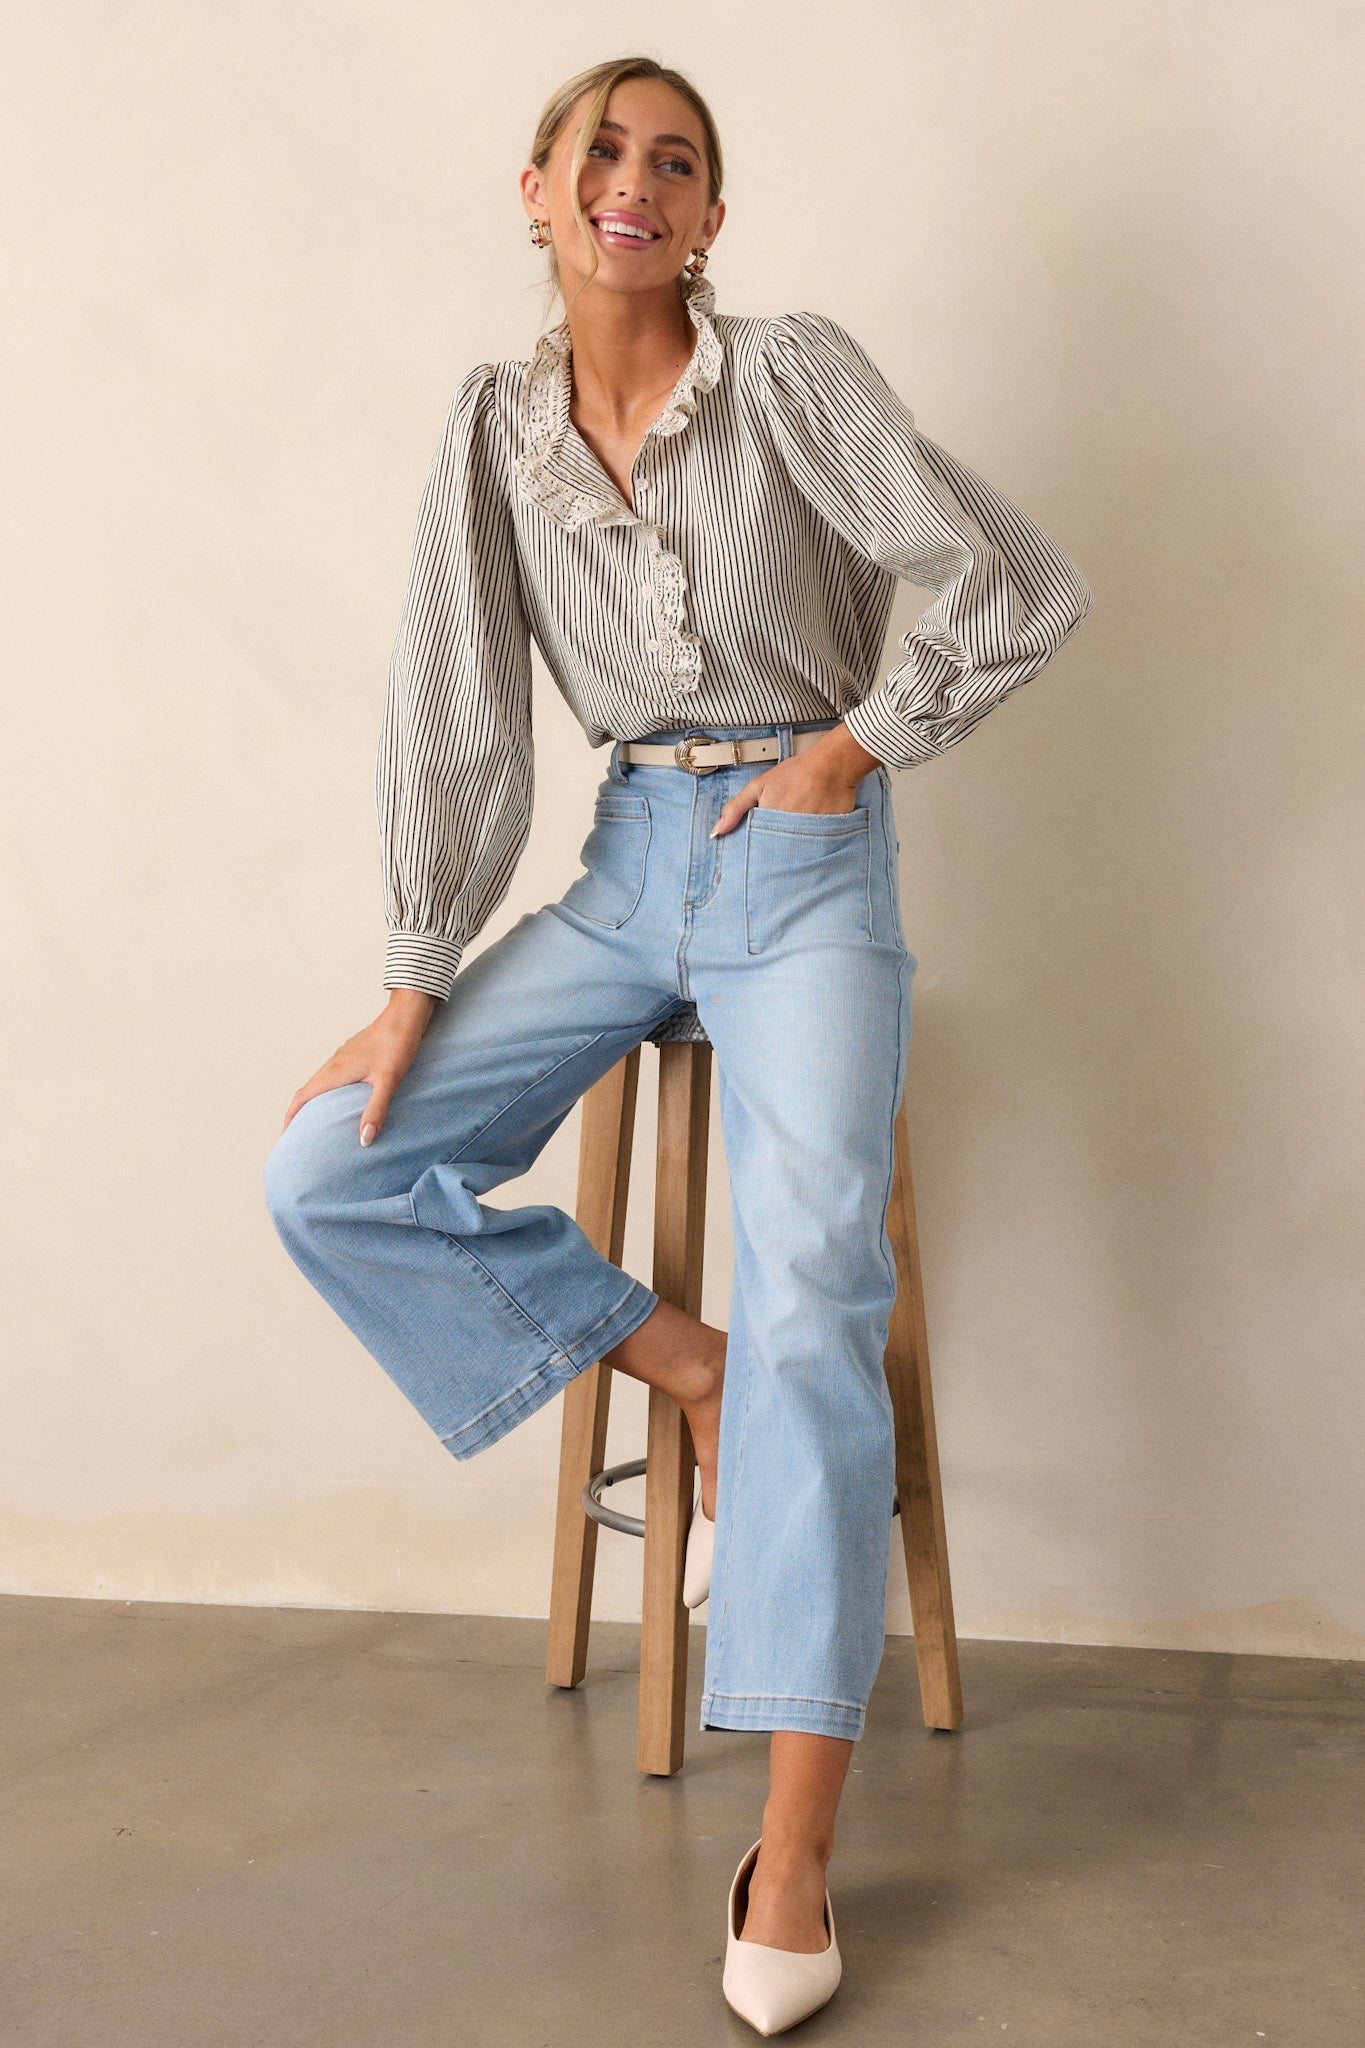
[522, 74, 724, 302]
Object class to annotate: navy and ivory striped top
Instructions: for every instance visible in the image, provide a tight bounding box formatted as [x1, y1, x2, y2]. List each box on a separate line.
[377, 269, 1094, 999]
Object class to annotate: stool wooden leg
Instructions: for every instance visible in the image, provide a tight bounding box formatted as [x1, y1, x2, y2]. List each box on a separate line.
[545, 1047, 642, 1692]
[638, 1040, 712, 1777]
[883, 1090, 964, 1730]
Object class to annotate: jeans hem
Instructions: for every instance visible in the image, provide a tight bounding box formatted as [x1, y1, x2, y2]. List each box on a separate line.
[438, 1276, 661, 1461]
[699, 1690, 866, 1741]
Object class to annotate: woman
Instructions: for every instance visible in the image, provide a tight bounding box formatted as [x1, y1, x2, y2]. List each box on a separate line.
[264, 55, 1093, 2036]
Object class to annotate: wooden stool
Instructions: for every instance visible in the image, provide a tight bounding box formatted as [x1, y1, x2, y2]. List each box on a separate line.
[545, 1001, 962, 1776]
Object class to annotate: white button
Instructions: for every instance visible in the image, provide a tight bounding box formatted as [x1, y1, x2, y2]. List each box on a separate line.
[645, 639, 659, 653]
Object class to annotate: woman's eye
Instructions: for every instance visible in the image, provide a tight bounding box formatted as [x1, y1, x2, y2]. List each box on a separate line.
[587, 140, 693, 176]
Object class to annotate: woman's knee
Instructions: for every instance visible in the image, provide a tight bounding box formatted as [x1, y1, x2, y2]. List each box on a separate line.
[261, 1085, 367, 1224]
[746, 1209, 900, 1334]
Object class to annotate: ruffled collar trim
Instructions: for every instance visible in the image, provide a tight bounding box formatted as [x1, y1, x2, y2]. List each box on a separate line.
[515, 270, 723, 529]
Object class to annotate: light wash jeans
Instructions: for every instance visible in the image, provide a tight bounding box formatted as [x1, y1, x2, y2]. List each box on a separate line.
[263, 717, 917, 1741]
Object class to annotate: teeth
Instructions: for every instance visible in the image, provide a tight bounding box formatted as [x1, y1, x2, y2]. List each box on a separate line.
[593, 218, 657, 240]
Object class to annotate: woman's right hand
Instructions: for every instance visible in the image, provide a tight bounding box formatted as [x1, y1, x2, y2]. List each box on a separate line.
[281, 987, 439, 1145]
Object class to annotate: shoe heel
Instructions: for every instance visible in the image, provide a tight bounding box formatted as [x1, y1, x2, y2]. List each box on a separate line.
[721, 1837, 843, 2037]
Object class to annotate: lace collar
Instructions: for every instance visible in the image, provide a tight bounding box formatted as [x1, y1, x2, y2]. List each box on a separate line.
[515, 270, 723, 529]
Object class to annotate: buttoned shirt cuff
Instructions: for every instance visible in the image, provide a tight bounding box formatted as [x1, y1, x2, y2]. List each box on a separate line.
[382, 931, 466, 1003]
[843, 693, 945, 773]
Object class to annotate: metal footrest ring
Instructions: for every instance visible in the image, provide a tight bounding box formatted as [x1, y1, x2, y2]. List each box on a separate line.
[583, 1457, 648, 1538]
[584, 1464, 899, 1536]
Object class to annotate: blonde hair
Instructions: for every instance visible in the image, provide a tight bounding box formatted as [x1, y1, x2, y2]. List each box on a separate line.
[527, 56, 724, 321]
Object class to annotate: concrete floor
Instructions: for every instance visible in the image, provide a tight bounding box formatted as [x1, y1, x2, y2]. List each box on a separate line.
[2, 1596, 1360, 2047]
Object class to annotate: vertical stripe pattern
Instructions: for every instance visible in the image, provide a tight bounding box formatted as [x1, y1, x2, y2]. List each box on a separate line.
[377, 278, 1094, 998]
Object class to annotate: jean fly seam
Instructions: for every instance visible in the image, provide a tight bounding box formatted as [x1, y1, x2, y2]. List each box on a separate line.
[673, 770, 703, 999]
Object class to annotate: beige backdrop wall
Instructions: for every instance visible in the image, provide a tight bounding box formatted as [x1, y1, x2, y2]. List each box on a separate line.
[5, 3, 1362, 1660]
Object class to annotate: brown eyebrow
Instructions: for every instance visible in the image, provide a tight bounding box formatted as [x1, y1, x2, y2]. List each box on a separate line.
[595, 118, 701, 159]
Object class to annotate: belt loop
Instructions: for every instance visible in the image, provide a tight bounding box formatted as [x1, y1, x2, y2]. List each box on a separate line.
[607, 738, 628, 783]
[777, 722, 795, 762]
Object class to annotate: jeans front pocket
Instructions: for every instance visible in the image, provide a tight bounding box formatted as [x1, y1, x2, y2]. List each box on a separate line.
[559, 793, 652, 928]
[742, 805, 874, 956]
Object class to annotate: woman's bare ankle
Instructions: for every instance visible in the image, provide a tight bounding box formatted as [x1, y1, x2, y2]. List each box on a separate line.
[602, 1300, 725, 1405]
[600, 1303, 727, 1516]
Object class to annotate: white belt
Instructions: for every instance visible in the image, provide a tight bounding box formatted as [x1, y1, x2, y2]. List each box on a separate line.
[618, 729, 833, 776]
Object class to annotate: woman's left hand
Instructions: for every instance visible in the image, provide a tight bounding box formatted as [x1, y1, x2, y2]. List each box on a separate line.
[709, 723, 882, 836]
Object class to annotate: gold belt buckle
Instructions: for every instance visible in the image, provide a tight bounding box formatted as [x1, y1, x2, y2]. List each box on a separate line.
[674, 731, 717, 774]
[673, 732, 745, 774]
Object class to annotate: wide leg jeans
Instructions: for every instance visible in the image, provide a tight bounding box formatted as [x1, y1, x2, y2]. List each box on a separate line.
[263, 717, 917, 1741]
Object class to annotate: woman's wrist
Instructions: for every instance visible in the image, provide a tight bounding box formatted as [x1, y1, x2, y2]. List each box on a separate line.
[385, 985, 439, 1028]
[811, 722, 883, 787]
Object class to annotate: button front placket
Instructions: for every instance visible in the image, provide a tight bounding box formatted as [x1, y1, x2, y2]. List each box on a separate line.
[639, 514, 696, 686]
[515, 271, 725, 703]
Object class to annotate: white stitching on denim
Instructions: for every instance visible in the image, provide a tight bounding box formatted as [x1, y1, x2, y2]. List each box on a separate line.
[440, 1356, 574, 1449]
[742, 810, 873, 956]
[435, 1231, 563, 1355]
[876, 949, 912, 1301]
[561, 801, 652, 928]
[439, 1276, 656, 1450]
[879, 771, 897, 939]
[701, 1689, 868, 1712]
[555, 1275, 660, 1373]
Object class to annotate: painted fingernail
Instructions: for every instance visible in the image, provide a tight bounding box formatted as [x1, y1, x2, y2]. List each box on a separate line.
[708, 822, 721, 838]
[360, 1123, 377, 1145]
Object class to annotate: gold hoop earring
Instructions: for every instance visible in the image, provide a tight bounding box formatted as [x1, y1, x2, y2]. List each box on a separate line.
[529, 219, 552, 248]
[682, 246, 709, 277]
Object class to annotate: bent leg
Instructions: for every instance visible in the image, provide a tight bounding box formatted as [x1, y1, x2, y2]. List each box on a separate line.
[262, 906, 685, 1459]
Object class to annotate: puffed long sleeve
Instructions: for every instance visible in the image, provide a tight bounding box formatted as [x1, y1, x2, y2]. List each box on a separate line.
[376, 363, 534, 1001]
[760, 311, 1094, 771]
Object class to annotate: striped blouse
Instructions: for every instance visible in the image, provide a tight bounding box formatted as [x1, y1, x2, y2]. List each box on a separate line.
[377, 269, 1094, 1000]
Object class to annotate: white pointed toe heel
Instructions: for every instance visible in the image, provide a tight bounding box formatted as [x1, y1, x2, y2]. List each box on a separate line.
[682, 1483, 714, 1608]
[722, 1837, 842, 2037]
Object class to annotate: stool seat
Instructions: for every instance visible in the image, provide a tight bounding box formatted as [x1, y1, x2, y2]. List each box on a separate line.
[645, 1001, 711, 1044]
[546, 1013, 962, 1775]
